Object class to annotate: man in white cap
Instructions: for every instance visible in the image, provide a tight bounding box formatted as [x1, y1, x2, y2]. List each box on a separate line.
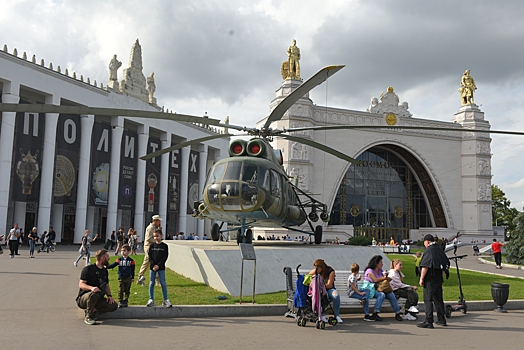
[137, 215, 162, 285]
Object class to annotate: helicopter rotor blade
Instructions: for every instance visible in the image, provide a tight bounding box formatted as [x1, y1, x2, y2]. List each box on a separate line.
[262, 65, 345, 130]
[0, 103, 223, 126]
[286, 124, 524, 136]
[278, 134, 361, 165]
[140, 133, 234, 161]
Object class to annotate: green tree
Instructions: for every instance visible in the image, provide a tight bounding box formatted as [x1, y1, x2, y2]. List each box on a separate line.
[505, 211, 524, 265]
[491, 185, 520, 232]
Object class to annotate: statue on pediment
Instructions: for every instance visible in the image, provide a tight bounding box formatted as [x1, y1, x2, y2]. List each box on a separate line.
[459, 69, 477, 105]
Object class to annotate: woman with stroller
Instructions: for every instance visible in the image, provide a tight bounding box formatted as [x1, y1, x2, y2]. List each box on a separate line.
[39, 231, 48, 252]
[309, 259, 343, 324]
[363, 255, 403, 321]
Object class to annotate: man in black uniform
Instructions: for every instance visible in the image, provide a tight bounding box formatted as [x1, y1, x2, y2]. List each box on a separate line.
[76, 249, 118, 325]
[47, 226, 56, 246]
[418, 234, 450, 329]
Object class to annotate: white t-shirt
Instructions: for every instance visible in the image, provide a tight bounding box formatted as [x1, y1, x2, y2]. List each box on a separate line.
[9, 228, 20, 241]
[347, 274, 360, 297]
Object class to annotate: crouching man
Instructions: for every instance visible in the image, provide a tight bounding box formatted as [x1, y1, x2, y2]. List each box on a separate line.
[76, 249, 118, 325]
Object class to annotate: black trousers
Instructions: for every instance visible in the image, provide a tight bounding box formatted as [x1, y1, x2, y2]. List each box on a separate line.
[423, 280, 445, 324]
[9, 240, 18, 256]
[494, 252, 502, 266]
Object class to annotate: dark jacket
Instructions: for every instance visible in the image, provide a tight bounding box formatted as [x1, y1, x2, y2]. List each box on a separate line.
[107, 256, 135, 279]
[148, 242, 169, 270]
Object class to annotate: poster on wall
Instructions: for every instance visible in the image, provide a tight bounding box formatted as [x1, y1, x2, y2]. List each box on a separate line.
[54, 114, 82, 204]
[187, 150, 199, 214]
[144, 137, 161, 215]
[89, 122, 112, 206]
[168, 148, 181, 214]
[12, 107, 45, 202]
[118, 130, 138, 210]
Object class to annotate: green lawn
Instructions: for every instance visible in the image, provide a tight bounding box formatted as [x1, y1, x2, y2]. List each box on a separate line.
[99, 254, 286, 305]
[96, 253, 523, 305]
[387, 254, 524, 301]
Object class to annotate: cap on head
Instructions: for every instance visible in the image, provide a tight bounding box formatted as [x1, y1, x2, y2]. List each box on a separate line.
[423, 234, 434, 242]
[152, 214, 162, 221]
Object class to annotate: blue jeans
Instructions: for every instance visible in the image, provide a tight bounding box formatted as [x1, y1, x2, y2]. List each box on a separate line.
[29, 240, 35, 255]
[149, 269, 168, 301]
[326, 288, 340, 317]
[350, 288, 370, 315]
[75, 246, 91, 265]
[372, 291, 386, 313]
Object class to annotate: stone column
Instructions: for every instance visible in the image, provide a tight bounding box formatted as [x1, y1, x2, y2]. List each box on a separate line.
[106, 117, 124, 237]
[178, 146, 191, 234]
[159, 133, 170, 223]
[454, 104, 492, 236]
[197, 144, 208, 238]
[37, 95, 60, 234]
[134, 125, 148, 237]
[74, 115, 94, 243]
[0, 83, 20, 233]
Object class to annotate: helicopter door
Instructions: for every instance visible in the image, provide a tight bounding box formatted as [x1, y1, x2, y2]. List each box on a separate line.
[266, 170, 282, 215]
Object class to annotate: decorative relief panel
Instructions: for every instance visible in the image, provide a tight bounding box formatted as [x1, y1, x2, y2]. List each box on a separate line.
[478, 179, 492, 201]
[477, 158, 491, 176]
[476, 141, 491, 155]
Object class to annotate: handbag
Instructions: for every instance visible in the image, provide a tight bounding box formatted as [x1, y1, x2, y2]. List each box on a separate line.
[360, 280, 376, 298]
[377, 279, 393, 293]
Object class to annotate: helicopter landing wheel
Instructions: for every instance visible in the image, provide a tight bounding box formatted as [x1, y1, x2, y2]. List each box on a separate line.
[211, 223, 220, 241]
[245, 229, 253, 244]
[445, 304, 452, 318]
[236, 229, 242, 245]
[314, 225, 323, 245]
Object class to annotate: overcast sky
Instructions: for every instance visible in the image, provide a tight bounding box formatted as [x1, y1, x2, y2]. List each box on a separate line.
[2, 0, 524, 210]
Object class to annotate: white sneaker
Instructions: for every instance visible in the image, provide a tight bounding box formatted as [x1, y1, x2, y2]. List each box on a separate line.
[336, 316, 343, 323]
[321, 315, 328, 322]
[162, 299, 172, 307]
[137, 276, 145, 286]
[146, 299, 154, 307]
[408, 306, 419, 313]
[403, 313, 417, 321]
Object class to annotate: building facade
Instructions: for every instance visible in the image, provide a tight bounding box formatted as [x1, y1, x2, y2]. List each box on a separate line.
[0, 41, 229, 243]
[259, 77, 492, 243]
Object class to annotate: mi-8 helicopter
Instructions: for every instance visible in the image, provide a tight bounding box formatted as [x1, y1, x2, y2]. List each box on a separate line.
[2, 66, 524, 244]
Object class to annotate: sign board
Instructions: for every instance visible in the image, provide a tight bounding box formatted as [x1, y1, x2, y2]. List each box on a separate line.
[239, 243, 256, 260]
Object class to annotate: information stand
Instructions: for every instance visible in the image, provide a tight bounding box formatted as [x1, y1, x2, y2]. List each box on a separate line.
[239, 243, 256, 304]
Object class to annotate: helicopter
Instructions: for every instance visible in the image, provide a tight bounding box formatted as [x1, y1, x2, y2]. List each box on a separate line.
[2, 66, 524, 244]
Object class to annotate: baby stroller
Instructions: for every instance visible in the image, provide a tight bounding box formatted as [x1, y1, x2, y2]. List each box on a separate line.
[472, 244, 479, 256]
[293, 265, 337, 329]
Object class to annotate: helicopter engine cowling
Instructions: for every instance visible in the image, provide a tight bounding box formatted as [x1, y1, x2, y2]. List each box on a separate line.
[229, 139, 247, 156]
[246, 139, 265, 157]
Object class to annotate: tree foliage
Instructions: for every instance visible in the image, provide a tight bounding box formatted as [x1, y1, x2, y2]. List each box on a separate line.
[505, 211, 524, 265]
[491, 184, 520, 232]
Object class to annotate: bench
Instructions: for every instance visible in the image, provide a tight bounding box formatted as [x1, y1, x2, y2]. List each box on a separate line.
[283, 266, 407, 316]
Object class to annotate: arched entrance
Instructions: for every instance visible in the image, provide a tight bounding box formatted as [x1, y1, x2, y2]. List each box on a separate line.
[329, 145, 447, 243]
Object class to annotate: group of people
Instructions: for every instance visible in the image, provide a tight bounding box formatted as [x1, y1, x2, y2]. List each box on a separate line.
[308, 234, 450, 329]
[110, 227, 139, 255]
[1, 223, 55, 258]
[76, 214, 171, 325]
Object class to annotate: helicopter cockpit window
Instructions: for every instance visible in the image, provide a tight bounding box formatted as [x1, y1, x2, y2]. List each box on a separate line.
[223, 161, 242, 181]
[259, 167, 269, 191]
[221, 182, 241, 210]
[242, 163, 258, 184]
[207, 184, 220, 207]
[241, 184, 258, 209]
[270, 170, 281, 197]
[208, 163, 226, 185]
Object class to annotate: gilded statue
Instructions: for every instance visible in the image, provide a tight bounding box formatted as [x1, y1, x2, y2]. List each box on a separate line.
[281, 39, 301, 80]
[108, 54, 122, 81]
[458, 70, 477, 105]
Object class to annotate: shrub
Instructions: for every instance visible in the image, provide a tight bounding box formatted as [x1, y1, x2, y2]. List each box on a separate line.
[348, 236, 373, 246]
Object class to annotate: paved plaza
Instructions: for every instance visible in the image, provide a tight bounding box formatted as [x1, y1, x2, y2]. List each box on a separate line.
[1, 244, 524, 350]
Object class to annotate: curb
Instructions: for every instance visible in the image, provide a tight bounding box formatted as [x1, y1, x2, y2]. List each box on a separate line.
[478, 257, 524, 271]
[98, 300, 524, 320]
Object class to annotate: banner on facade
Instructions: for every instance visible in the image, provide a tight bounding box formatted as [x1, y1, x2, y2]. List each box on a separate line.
[118, 130, 138, 210]
[144, 137, 161, 215]
[54, 114, 82, 204]
[89, 122, 112, 206]
[12, 106, 45, 202]
[168, 148, 181, 214]
[187, 150, 199, 214]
